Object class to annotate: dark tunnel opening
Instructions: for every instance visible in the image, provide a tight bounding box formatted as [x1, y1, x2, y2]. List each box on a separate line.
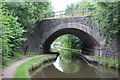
[43, 28, 99, 55]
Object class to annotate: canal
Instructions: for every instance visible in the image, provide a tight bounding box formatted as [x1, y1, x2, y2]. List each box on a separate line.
[31, 50, 119, 78]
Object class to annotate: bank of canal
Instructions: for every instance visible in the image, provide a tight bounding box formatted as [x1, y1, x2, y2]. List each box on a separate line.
[14, 55, 57, 78]
[31, 56, 119, 78]
[30, 50, 119, 79]
[6, 49, 119, 79]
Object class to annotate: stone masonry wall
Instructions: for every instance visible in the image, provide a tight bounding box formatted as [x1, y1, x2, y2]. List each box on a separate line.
[101, 38, 119, 59]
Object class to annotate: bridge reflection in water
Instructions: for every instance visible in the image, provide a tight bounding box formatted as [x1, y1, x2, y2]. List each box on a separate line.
[31, 50, 118, 78]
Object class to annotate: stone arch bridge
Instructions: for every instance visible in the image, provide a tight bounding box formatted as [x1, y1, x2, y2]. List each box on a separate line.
[21, 16, 100, 55]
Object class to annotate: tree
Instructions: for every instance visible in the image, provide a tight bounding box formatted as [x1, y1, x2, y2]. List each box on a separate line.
[4, 2, 53, 30]
[66, 2, 96, 15]
[1, 3, 26, 65]
[53, 34, 83, 50]
[93, 2, 119, 41]
[1, 2, 53, 66]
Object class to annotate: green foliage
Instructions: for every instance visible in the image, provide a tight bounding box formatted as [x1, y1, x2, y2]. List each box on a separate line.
[93, 2, 119, 40]
[56, 34, 83, 50]
[51, 34, 83, 60]
[66, 2, 96, 10]
[1, 3, 26, 65]
[4, 2, 53, 30]
[1, 2, 52, 66]
[59, 50, 80, 60]
[52, 34, 83, 59]
[66, 2, 96, 15]
[60, 50, 73, 59]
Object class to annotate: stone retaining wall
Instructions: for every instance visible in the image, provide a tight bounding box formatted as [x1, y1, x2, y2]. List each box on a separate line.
[100, 38, 119, 59]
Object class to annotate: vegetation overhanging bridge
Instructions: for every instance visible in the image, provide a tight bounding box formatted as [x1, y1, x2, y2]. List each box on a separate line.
[21, 7, 100, 55]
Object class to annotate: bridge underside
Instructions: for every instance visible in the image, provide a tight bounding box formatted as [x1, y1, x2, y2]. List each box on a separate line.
[43, 28, 99, 55]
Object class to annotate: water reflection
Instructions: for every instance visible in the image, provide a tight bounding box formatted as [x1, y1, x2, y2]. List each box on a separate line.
[53, 50, 96, 74]
[32, 50, 119, 78]
[53, 56, 81, 73]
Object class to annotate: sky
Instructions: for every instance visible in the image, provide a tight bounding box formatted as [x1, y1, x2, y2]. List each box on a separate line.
[51, 0, 81, 12]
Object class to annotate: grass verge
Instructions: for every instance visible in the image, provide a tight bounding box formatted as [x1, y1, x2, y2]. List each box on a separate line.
[3, 52, 41, 69]
[51, 47, 82, 53]
[88, 56, 119, 69]
[14, 55, 56, 78]
[17, 52, 41, 57]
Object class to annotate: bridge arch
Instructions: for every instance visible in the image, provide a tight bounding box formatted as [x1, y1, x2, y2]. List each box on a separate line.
[21, 16, 100, 55]
[42, 22, 100, 55]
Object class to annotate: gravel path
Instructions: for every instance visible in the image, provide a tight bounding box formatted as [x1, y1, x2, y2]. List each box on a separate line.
[2, 55, 45, 78]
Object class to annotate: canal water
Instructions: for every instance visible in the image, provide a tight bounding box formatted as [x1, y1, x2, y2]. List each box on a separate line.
[31, 50, 119, 78]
